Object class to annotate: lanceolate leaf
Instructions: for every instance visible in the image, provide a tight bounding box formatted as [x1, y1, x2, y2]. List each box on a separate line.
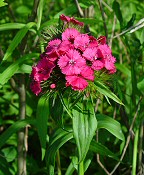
[0, 53, 39, 88]
[0, 119, 36, 149]
[2, 22, 36, 62]
[72, 101, 97, 162]
[0, 23, 25, 31]
[90, 141, 119, 160]
[94, 81, 123, 105]
[112, 0, 123, 28]
[97, 114, 125, 141]
[37, 0, 44, 30]
[46, 128, 73, 175]
[36, 95, 50, 160]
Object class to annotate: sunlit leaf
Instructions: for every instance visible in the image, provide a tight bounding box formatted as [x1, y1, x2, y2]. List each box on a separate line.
[0, 53, 39, 88]
[72, 101, 97, 162]
[97, 114, 125, 141]
[94, 81, 123, 105]
[0, 23, 25, 31]
[0, 0, 7, 7]
[2, 22, 36, 62]
[36, 95, 50, 160]
[0, 119, 36, 149]
[46, 128, 73, 175]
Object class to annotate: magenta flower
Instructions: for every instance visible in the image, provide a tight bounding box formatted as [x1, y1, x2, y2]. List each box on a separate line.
[89, 36, 98, 48]
[70, 17, 84, 27]
[60, 14, 71, 22]
[62, 28, 80, 43]
[66, 75, 88, 91]
[31, 58, 55, 82]
[98, 44, 112, 58]
[60, 14, 84, 27]
[83, 48, 104, 70]
[74, 34, 89, 51]
[97, 36, 106, 45]
[50, 83, 56, 89]
[46, 39, 61, 55]
[80, 66, 94, 81]
[30, 81, 42, 96]
[58, 40, 74, 55]
[104, 55, 116, 70]
[58, 49, 86, 75]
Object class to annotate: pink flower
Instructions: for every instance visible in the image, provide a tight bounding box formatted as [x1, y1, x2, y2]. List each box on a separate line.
[88, 36, 98, 48]
[98, 44, 111, 58]
[31, 58, 55, 82]
[58, 49, 86, 75]
[66, 75, 88, 91]
[74, 34, 89, 51]
[58, 40, 74, 55]
[83, 48, 104, 70]
[62, 28, 80, 43]
[104, 55, 116, 70]
[60, 14, 84, 27]
[46, 39, 61, 55]
[109, 67, 116, 74]
[70, 17, 84, 27]
[30, 81, 42, 96]
[60, 14, 71, 22]
[40, 52, 58, 62]
[50, 83, 56, 89]
[97, 36, 106, 45]
[80, 66, 94, 81]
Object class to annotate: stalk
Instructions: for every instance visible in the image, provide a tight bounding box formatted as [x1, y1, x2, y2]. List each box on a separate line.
[78, 161, 84, 175]
[57, 150, 62, 175]
[132, 129, 139, 175]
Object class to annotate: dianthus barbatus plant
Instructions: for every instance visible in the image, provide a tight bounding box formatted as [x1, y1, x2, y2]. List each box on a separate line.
[30, 14, 124, 175]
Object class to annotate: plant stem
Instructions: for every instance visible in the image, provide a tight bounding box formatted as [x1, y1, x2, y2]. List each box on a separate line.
[78, 161, 84, 175]
[132, 129, 139, 175]
[18, 74, 26, 175]
[57, 150, 62, 175]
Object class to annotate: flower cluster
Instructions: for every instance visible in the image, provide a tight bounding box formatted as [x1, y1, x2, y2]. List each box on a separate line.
[30, 15, 116, 95]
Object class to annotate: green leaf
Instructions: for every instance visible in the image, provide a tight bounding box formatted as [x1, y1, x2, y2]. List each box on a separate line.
[0, 23, 25, 31]
[125, 13, 136, 29]
[37, 0, 44, 30]
[65, 161, 75, 175]
[36, 95, 50, 160]
[116, 63, 131, 77]
[0, 53, 39, 88]
[137, 77, 144, 92]
[46, 128, 73, 175]
[50, 94, 63, 126]
[72, 101, 97, 162]
[0, 0, 7, 7]
[0, 155, 11, 175]
[97, 114, 125, 141]
[94, 81, 123, 105]
[112, 0, 123, 28]
[90, 141, 119, 160]
[1, 146, 17, 162]
[2, 22, 36, 62]
[0, 119, 36, 149]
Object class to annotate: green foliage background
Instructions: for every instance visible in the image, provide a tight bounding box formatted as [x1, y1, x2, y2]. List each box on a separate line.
[0, 0, 144, 175]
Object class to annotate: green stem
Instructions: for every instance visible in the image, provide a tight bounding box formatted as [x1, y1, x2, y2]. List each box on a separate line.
[57, 150, 61, 175]
[132, 129, 139, 175]
[78, 161, 84, 175]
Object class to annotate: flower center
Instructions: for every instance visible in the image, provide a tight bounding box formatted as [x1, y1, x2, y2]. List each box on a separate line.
[69, 59, 76, 65]
[94, 56, 97, 60]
